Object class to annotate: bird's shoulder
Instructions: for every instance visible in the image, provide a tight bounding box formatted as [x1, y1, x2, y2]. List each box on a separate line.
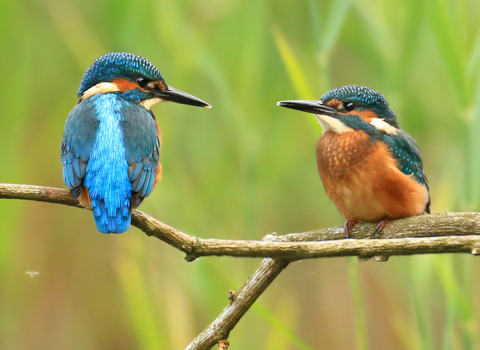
[377, 129, 428, 188]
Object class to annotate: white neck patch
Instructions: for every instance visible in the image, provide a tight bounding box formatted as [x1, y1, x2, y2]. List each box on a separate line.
[140, 97, 164, 110]
[82, 82, 120, 100]
[315, 114, 354, 134]
[370, 118, 397, 135]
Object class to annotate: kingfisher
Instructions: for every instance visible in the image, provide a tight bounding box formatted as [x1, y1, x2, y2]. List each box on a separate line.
[61, 52, 210, 234]
[277, 85, 430, 238]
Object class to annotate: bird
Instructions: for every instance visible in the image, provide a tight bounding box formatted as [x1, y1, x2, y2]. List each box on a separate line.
[61, 52, 211, 234]
[277, 85, 430, 238]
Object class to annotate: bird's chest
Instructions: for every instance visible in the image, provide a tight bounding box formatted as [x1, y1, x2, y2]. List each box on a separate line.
[316, 131, 374, 181]
[315, 131, 428, 222]
[316, 131, 382, 221]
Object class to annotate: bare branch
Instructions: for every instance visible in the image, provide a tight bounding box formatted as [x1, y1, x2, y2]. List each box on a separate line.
[1, 184, 480, 262]
[185, 258, 289, 350]
[3, 183, 480, 350]
[0, 183, 197, 253]
[183, 216, 480, 349]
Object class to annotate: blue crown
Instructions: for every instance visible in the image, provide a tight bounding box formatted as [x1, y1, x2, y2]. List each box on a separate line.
[322, 85, 397, 124]
[321, 85, 388, 108]
[78, 52, 166, 96]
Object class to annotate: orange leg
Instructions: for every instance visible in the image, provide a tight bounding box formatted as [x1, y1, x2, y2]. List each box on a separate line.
[374, 218, 391, 236]
[343, 220, 358, 239]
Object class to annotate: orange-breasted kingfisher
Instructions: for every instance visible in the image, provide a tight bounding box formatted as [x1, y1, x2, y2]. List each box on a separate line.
[61, 52, 210, 234]
[277, 85, 430, 238]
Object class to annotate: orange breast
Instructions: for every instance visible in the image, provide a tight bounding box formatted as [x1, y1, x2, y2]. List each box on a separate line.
[78, 187, 92, 209]
[317, 131, 429, 222]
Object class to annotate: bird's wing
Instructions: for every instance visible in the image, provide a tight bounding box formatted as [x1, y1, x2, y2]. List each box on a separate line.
[382, 130, 428, 187]
[61, 102, 99, 198]
[120, 104, 160, 208]
[382, 130, 430, 212]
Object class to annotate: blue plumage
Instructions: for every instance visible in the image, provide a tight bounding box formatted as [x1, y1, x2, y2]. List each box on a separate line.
[120, 102, 159, 206]
[61, 52, 210, 234]
[382, 130, 428, 187]
[83, 94, 133, 233]
[62, 93, 159, 233]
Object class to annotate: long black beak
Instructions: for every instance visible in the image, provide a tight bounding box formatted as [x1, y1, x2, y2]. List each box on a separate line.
[156, 86, 211, 108]
[276, 100, 335, 117]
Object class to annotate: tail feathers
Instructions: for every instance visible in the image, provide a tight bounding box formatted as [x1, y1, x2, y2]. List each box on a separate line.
[91, 197, 131, 234]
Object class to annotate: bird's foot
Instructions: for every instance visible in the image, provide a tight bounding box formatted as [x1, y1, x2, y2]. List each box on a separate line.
[343, 220, 358, 239]
[374, 218, 391, 236]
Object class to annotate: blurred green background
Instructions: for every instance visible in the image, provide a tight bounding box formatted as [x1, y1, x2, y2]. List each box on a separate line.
[1, 0, 480, 349]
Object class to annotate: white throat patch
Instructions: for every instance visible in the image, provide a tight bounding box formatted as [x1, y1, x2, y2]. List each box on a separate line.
[140, 98, 164, 110]
[369, 118, 397, 135]
[314, 114, 354, 134]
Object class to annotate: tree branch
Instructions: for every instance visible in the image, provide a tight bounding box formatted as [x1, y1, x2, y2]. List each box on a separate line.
[3, 183, 480, 350]
[0, 183, 197, 253]
[185, 258, 289, 350]
[2, 183, 480, 261]
[183, 216, 480, 350]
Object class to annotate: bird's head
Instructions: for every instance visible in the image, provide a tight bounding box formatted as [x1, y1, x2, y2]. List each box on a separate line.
[277, 85, 398, 135]
[78, 52, 210, 109]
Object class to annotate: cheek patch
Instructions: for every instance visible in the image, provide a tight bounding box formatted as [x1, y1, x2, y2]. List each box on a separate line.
[349, 109, 378, 123]
[112, 78, 141, 92]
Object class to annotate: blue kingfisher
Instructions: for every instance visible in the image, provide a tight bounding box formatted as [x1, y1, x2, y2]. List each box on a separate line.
[61, 52, 210, 233]
[277, 85, 430, 238]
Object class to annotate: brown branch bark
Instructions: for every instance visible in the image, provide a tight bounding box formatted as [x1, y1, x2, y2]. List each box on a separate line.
[2, 183, 480, 261]
[2, 183, 480, 350]
[185, 258, 289, 350]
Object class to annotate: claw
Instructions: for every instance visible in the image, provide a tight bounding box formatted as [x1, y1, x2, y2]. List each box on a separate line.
[343, 220, 358, 239]
[374, 218, 391, 236]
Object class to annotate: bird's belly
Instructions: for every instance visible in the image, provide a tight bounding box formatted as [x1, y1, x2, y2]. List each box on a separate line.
[317, 131, 429, 222]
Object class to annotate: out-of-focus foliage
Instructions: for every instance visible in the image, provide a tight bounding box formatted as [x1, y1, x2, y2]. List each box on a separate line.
[0, 0, 479, 349]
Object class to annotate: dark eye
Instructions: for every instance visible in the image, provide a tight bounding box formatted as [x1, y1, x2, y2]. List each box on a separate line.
[344, 102, 355, 111]
[136, 77, 149, 88]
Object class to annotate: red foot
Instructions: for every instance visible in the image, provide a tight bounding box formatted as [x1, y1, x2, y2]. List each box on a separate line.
[343, 220, 358, 239]
[374, 218, 391, 236]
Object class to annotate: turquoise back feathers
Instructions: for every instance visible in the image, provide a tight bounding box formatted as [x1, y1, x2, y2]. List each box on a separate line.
[62, 92, 159, 233]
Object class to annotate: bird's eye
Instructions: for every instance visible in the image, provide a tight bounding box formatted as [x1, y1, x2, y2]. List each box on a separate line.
[136, 77, 149, 88]
[344, 102, 355, 111]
